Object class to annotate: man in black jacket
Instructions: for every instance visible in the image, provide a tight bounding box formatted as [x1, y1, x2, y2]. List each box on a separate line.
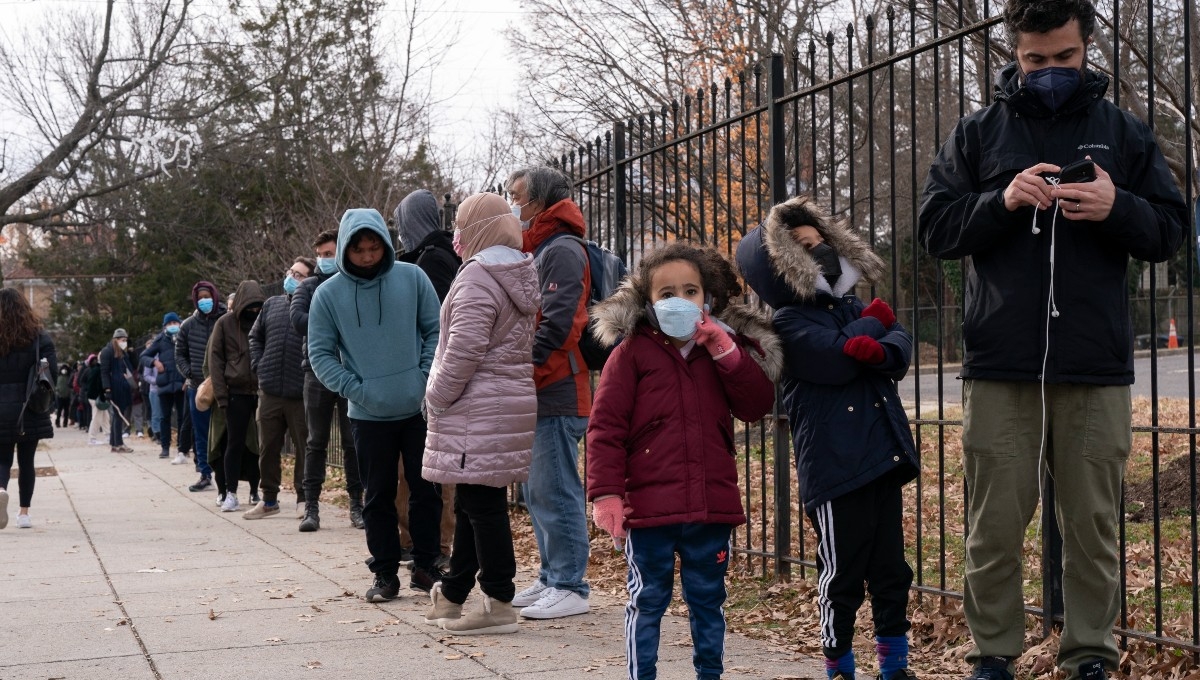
[291, 229, 364, 531]
[244, 257, 318, 520]
[918, 2, 1187, 679]
[175, 281, 227, 492]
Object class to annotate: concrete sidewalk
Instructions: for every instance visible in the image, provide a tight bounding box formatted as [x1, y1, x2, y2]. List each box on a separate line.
[1, 428, 822, 680]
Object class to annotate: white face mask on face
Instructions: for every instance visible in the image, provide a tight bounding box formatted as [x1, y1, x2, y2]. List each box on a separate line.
[117, 340, 128, 350]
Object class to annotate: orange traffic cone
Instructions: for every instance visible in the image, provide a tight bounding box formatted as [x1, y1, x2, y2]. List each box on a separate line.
[1168, 318, 1179, 348]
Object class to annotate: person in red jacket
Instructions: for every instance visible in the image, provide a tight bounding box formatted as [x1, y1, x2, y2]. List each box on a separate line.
[586, 243, 782, 680]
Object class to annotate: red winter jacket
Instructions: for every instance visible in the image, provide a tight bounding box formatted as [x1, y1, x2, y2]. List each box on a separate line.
[585, 283, 782, 529]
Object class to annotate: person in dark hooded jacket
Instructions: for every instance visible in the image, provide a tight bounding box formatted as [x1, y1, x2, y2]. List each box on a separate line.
[176, 281, 228, 491]
[146, 312, 186, 462]
[737, 195, 919, 680]
[917, 2, 1186, 678]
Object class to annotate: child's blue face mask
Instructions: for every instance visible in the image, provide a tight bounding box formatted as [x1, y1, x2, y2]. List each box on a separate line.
[651, 297, 702, 340]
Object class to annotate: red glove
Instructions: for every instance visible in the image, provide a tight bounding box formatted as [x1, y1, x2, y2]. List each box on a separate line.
[843, 336, 885, 364]
[692, 312, 738, 361]
[592, 495, 627, 541]
[861, 298, 895, 328]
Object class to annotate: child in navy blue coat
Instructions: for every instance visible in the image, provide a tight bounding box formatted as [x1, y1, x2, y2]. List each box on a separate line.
[737, 195, 920, 680]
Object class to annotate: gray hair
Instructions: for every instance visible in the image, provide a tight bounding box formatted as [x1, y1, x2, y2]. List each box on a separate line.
[505, 165, 572, 207]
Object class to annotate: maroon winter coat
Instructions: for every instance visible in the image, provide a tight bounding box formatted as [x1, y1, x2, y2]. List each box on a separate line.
[585, 281, 782, 529]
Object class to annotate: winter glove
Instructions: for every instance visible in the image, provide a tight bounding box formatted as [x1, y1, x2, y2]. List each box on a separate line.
[843, 335, 885, 364]
[592, 495, 628, 544]
[861, 298, 895, 328]
[692, 312, 738, 361]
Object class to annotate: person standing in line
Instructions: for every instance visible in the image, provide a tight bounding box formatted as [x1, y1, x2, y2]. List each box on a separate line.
[421, 192, 539, 634]
[244, 257, 315, 520]
[918, 1, 1187, 678]
[140, 338, 162, 444]
[54, 363, 72, 428]
[176, 281, 227, 492]
[505, 165, 594, 620]
[0, 288, 58, 530]
[84, 353, 107, 444]
[292, 229, 365, 530]
[99, 328, 136, 454]
[307, 208, 443, 600]
[208, 280, 266, 513]
[147, 312, 186, 462]
[395, 188, 462, 569]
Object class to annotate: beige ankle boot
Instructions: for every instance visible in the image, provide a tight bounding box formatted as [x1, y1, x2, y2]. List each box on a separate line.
[441, 595, 518, 635]
[424, 583, 462, 626]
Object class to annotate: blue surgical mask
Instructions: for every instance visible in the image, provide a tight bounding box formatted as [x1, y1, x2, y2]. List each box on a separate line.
[317, 257, 337, 275]
[1023, 66, 1081, 112]
[651, 298, 703, 341]
[165, 324, 180, 335]
[197, 298, 214, 314]
[283, 276, 299, 295]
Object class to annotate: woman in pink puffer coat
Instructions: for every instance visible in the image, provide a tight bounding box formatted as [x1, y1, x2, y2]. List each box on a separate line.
[422, 192, 541, 635]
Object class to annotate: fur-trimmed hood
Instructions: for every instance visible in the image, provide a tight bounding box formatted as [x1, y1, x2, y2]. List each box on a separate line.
[591, 278, 784, 382]
[736, 195, 885, 308]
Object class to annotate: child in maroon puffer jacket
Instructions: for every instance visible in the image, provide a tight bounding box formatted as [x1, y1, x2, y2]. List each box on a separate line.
[586, 242, 782, 680]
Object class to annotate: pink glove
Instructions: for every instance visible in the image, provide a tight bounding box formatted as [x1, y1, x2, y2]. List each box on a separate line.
[592, 495, 627, 541]
[861, 298, 895, 328]
[843, 336, 885, 364]
[693, 312, 738, 361]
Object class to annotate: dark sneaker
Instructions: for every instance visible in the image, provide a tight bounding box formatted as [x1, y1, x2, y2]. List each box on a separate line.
[966, 657, 1014, 680]
[365, 572, 400, 602]
[398, 547, 414, 568]
[410, 564, 447, 593]
[298, 503, 320, 532]
[349, 501, 365, 530]
[880, 670, 917, 680]
[249, 491, 261, 505]
[159, 450, 170, 459]
[434, 553, 451, 572]
[188, 476, 212, 492]
[1078, 659, 1107, 680]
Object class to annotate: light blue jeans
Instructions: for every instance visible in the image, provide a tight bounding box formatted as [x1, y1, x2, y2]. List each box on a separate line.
[149, 390, 162, 436]
[522, 415, 590, 597]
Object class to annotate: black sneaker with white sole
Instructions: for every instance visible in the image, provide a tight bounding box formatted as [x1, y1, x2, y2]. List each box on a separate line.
[409, 565, 447, 593]
[188, 475, 212, 492]
[365, 573, 400, 602]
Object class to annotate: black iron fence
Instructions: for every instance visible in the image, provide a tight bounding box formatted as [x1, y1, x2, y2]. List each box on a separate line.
[545, 1, 1198, 658]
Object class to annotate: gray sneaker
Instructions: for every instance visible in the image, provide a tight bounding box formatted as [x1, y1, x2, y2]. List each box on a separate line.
[511, 581, 550, 608]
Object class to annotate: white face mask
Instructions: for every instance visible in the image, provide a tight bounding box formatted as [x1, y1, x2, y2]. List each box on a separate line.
[117, 340, 128, 350]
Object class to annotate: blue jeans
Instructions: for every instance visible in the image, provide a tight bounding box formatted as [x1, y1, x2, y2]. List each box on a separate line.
[521, 415, 590, 597]
[149, 391, 162, 436]
[625, 523, 733, 680]
[186, 386, 213, 476]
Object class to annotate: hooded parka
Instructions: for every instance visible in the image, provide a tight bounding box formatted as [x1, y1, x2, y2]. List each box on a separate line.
[207, 280, 267, 406]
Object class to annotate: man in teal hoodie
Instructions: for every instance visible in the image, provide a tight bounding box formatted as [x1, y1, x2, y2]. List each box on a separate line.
[307, 208, 443, 602]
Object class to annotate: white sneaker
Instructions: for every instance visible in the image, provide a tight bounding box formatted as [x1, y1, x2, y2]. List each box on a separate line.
[170, 453, 187, 465]
[519, 587, 589, 619]
[16, 513, 31, 529]
[511, 581, 551, 607]
[220, 493, 240, 512]
[0, 488, 8, 530]
[136, 431, 144, 438]
[88, 438, 102, 446]
[215, 492, 226, 508]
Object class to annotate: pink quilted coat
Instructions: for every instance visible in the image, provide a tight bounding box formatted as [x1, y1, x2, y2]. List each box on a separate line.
[422, 246, 542, 487]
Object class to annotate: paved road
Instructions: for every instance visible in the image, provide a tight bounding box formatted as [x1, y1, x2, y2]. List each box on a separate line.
[1, 429, 823, 680]
[898, 348, 1197, 407]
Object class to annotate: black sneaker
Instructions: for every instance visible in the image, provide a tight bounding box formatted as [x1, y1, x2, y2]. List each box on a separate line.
[298, 503, 320, 532]
[188, 475, 212, 492]
[159, 450, 169, 459]
[410, 564, 446, 593]
[966, 657, 1014, 680]
[349, 500, 365, 530]
[1078, 659, 1107, 680]
[365, 572, 400, 602]
[398, 547, 414, 568]
[250, 491, 261, 505]
[879, 670, 918, 680]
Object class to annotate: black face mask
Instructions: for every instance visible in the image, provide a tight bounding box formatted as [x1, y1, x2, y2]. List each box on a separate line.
[345, 260, 384, 280]
[811, 242, 842, 286]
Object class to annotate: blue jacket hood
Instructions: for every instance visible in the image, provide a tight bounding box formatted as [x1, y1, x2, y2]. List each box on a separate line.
[337, 209, 394, 281]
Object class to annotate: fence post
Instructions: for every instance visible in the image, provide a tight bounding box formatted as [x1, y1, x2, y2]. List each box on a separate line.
[612, 120, 628, 260]
[766, 52, 792, 581]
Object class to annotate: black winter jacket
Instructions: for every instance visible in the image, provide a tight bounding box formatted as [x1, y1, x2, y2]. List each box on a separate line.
[737, 196, 918, 514]
[175, 303, 227, 385]
[398, 229, 460, 302]
[249, 293, 306, 399]
[0, 331, 57, 442]
[919, 64, 1187, 385]
[145, 332, 184, 394]
[291, 270, 333, 372]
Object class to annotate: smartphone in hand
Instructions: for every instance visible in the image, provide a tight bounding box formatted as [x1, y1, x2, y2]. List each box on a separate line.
[1058, 159, 1096, 184]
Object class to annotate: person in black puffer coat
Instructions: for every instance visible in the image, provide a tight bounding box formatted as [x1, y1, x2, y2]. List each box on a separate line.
[0, 288, 57, 529]
[146, 312, 186, 461]
[176, 281, 227, 491]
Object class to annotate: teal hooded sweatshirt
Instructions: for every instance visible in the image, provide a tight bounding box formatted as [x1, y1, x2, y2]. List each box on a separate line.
[307, 208, 441, 421]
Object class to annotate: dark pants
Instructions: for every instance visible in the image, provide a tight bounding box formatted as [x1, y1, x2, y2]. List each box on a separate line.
[179, 395, 193, 454]
[223, 394, 258, 495]
[55, 397, 71, 426]
[159, 390, 186, 454]
[625, 523, 733, 680]
[0, 440, 37, 507]
[807, 472, 913, 660]
[257, 392, 307, 504]
[302, 370, 361, 499]
[77, 396, 91, 429]
[109, 390, 132, 447]
[440, 484, 515, 604]
[351, 416, 441, 575]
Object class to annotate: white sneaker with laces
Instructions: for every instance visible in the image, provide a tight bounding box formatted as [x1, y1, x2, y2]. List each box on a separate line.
[220, 493, 240, 512]
[519, 587, 589, 619]
[16, 513, 32, 529]
[171, 453, 187, 465]
[511, 581, 551, 607]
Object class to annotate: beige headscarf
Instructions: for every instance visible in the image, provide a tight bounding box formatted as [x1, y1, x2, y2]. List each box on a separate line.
[454, 192, 522, 260]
